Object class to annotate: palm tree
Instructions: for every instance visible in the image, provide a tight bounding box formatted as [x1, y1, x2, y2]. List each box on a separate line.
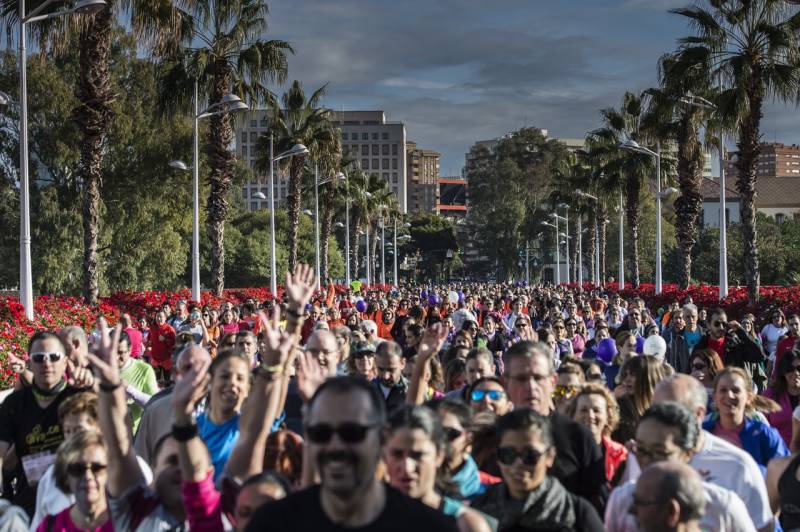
[1, 0, 189, 303]
[316, 145, 348, 282]
[158, 0, 292, 295]
[587, 91, 656, 287]
[670, 0, 800, 299]
[256, 80, 339, 272]
[642, 54, 712, 289]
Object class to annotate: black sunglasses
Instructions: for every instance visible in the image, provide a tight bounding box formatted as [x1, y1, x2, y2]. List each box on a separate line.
[497, 446, 546, 466]
[66, 462, 107, 477]
[353, 351, 375, 359]
[306, 422, 378, 444]
[692, 362, 707, 371]
[443, 426, 464, 441]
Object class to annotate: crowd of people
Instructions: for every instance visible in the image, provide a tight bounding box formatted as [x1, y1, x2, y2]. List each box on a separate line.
[1, 265, 800, 530]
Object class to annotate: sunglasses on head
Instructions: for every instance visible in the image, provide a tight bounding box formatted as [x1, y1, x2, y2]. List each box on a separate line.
[497, 446, 546, 466]
[305, 422, 378, 444]
[470, 389, 505, 402]
[66, 462, 107, 477]
[30, 352, 64, 364]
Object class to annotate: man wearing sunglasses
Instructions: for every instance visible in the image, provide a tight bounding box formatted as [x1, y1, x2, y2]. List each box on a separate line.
[695, 308, 765, 388]
[247, 377, 458, 531]
[473, 409, 604, 531]
[0, 331, 87, 516]
[503, 341, 607, 513]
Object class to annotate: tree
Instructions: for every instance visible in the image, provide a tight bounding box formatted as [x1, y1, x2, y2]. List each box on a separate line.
[587, 91, 656, 287]
[159, 0, 293, 295]
[407, 213, 458, 281]
[256, 80, 339, 273]
[671, 0, 800, 299]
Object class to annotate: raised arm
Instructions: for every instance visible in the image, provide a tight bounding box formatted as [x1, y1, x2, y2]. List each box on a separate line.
[87, 318, 143, 497]
[407, 323, 448, 405]
[283, 264, 315, 337]
[172, 353, 212, 482]
[225, 308, 297, 481]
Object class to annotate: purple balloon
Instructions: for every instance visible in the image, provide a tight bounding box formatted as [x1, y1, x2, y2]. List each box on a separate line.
[635, 335, 645, 354]
[428, 294, 438, 306]
[457, 290, 465, 303]
[597, 338, 618, 364]
[355, 300, 367, 313]
[421, 289, 428, 299]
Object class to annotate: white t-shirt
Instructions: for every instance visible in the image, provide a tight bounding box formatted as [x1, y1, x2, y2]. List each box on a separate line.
[29, 455, 153, 532]
[623, 431, 773, 530]
[761, 323, 788, 355]
[605, 479, 755, 532]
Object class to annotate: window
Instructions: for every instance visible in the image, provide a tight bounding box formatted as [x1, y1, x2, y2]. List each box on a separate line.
[342, 132, 349, 140]
[362, 145, 369, 156]
[362, 158, 369, 169]
[777, 213, 786, 224]
[241, 132, 247, 143]
[382, 159, 390, 169]
[372, 144, 379, 155]
[392, 144, 398, 156]
[383, 173, 389, 180]
[242, 187, 248, 199]
[250, 132, 257, 143]
[382, 144, 389, 155]
[372, 132, 379, 140]
[241, 146, 248, 157]
[261, 187, 268, 196]
[361, 133, 368, 140]
[250, 201, 258, 211]
[382, 132, 389, 140]
[392, 158, 398, 170]
[392, 172, 398, 183]
[250, 120, 257, 128]
[372, 158, 379, 169]
[260, 117, 268, 127]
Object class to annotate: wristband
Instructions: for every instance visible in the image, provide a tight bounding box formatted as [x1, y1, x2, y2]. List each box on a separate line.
[256, 363, 284, 380]
[98, 381, 122, 393]
[171, 422, 199, 442]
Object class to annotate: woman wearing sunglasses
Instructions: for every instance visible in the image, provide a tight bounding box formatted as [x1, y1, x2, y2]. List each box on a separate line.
[761, 309, 788, 359]
[346, 339, 377, 381]
[468, 377, 512, 416]
[383, 405, 493, 532]
[689, 349, 724, 410]
[43, 430, 111, 531]
[473, 409, 604, 531]
[764, 350, 800, 445]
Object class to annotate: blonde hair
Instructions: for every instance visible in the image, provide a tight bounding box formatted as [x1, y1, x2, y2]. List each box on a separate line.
[566, 383, 621, 437]
[54, 430, 106, 493]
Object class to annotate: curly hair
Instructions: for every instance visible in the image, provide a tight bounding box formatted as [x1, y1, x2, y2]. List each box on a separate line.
[565, 383, 621, 437]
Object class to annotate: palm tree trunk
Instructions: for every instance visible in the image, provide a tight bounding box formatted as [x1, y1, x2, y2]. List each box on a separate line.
[370, 221, 379, 283]
[736, 87, 764, 301]
[320, 205, 333, 282]
[206, 70, 235, 296]
[286, 158, 304, 272]
[587, 210, 596, 284]
[569, 212, 579, 282]
[598, 203, 608, 284]
[625, 177, 641, 287]
[674, 114, 704, 289]
[76, 8, 114, 305]
[350, 218, 360, 279]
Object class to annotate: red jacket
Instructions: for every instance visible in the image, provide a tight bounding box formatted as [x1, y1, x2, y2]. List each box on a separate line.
[149, 323, 176, 362]
[602, 435, 628, 482]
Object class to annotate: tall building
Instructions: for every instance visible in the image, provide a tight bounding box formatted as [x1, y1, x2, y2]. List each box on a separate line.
[332, 111, 408, 212]
[406, 141, 441, 212]
[725, 142, 800, 179]
[234, 110, 408, 213]
[437, 176, 467, 218]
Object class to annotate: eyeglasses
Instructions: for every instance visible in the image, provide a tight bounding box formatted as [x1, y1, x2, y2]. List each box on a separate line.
[787, 365, 800, 375]
[443, 426, 464, 441]
[30, 352, 65, 364]
[305, 422, 379, 444]
[713, 320, 726, 328]
[66, 462, 107, 477]
[497, 446, 546, 466]
[470, 389, 505, 402]
[692, 362, 708, 371]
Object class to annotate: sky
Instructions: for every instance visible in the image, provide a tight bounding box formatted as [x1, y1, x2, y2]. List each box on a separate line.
[265, 0, 800, 176]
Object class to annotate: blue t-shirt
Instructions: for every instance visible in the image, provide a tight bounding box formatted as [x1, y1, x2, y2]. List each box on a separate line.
[684, 329, 702, 353]
[197, 411, 240, 481]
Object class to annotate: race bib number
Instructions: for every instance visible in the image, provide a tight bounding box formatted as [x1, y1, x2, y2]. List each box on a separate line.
[21, 451, 56, 484]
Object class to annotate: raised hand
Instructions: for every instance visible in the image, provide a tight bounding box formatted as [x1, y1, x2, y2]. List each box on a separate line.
[257, 308, 296, 368]
[296, 349, 328, 403]
[66, 358, 95, 389]
[172, 355, 211, 419]
[7, 353, 25, 375]
[87, 318, 122, 386]
[417, 322, 448, 361]
[285, 263, 316, 312]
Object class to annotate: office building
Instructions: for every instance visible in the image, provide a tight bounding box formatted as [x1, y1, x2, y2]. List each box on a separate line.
[406, 141, 441, 212]
[725, 143, 800, 179]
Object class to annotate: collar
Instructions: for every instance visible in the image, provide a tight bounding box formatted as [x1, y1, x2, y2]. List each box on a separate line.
[32, 379, 67, 402]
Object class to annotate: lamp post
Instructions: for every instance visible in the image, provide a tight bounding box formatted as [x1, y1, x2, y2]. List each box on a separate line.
[393, 217, 398, 286]
[379, 209, 386, 286]
[170, 84, 249, 303]
[577, 216, 583, 286]
[680, 92, 728, 299]
[552, 207, 569, 284]
[618, 189, 624, 290]
[14, 0, 106, 320]
[620, 139, 664, 294]
[542, 221, 559, 285]
[576, 189, 601, 288]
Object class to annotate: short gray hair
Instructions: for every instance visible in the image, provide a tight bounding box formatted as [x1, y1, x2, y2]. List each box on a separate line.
[503, 341, 553, 375]
[656, 374, 707, 414]
[682, 304, 698, 316]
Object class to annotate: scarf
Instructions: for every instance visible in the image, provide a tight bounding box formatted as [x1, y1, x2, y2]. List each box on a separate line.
[477, 476, 576, 530]
[32, 379, 67, 403]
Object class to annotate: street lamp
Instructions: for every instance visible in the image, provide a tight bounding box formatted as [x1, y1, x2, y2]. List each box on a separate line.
[170, 83, 249, 303]
[541, 221, 559, 285]
[620, 138, 664, 294]
[552, 206, 569, 283]
[576, 189, 602, 288]
[13, 0, 108, 319]
[266, 141, 309, 294]
[680, 92, 728, 299]
[310, 169, 345, 288]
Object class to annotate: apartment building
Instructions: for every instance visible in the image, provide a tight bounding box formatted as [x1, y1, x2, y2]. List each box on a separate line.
[406, 141, 441, 212]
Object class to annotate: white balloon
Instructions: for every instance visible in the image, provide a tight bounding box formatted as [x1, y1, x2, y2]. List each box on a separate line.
[448, 291, 459, 304]
[643, 335, 667, 360]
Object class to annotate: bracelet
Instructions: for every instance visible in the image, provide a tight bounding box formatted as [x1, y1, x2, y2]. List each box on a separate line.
[98, 381, 122, 393]
[256, 363, 284, 380]
[171, 422, 199, 442]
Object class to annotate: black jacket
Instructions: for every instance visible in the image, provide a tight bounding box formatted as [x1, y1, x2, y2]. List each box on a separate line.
[370, 377, 409, 414]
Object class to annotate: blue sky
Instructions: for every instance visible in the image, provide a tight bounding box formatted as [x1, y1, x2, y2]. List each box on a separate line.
[266, 0, 800, 176]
